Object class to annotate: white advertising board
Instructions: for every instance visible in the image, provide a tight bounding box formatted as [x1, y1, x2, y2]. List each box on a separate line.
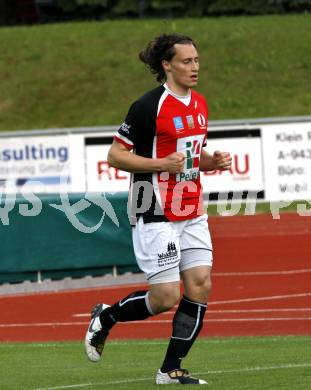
[85, 143, 130, 192]
[201, 134, 264, 197]
[67, 134, 87, 193]
[0, 135, 71, 193]
[82, 129, 264, 197]
[3, 120, 310, 201]
[261, 122, 311, 201]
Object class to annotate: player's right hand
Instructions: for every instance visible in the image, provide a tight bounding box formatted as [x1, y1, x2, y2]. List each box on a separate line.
[161, 152, 186, 173]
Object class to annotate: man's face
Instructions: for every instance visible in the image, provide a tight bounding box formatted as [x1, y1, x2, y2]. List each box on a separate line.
[163, 43, 199, 89]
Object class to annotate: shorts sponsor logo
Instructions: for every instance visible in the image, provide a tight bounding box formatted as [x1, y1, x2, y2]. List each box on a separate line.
[158, 242, 178, 267]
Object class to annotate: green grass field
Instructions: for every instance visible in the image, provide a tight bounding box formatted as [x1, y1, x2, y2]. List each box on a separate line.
[0, 14, 310, 131]
[2, 337, 311, 389]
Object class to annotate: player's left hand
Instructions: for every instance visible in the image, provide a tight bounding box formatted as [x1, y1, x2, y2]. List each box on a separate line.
[212, 150, 232, 171]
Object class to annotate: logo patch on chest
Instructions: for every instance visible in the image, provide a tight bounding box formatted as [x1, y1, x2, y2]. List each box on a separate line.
[186, 115, 195, 129]
[173, 116, 184, 131]
[197, 113, 206, 128]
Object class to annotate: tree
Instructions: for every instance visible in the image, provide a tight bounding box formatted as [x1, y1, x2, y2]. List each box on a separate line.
[0, 0, 17, 25]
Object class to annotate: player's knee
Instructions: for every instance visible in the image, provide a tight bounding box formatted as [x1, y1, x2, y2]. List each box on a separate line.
[200, 275, 212, 297]
[185, 273, 212, 302]
[149, 285, 180, 314]
[158, 286, 180, 312]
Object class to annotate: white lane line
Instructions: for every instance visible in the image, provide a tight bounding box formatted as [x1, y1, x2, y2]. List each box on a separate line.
[209, 292, 311, 305]
[1, 316, 311, 328]
[2, 270, 309, 300]
[30, 362, 311, 390]
[73, 292, 311, 318]
[207, 308, 311, 313]
[73, 308, 311, 317]
[0, 322, 88, 328]
[124, 317, 311, 323]
[213, 268, 311, 276]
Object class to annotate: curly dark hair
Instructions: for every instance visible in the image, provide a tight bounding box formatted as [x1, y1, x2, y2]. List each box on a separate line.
[139, 33, 197, 83]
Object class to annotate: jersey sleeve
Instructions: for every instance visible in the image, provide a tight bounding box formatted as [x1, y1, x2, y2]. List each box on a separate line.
[114, 101, 145, 150]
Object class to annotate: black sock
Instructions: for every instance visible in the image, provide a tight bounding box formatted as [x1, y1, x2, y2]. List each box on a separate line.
[161, 295, 207, 373]
[100, 290, 153, 330]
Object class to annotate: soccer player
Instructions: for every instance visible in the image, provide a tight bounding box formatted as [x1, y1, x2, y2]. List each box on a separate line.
[85, 33, 232, 385]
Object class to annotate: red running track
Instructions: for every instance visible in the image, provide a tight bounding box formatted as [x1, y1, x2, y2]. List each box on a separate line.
[0, 213, 310, 342]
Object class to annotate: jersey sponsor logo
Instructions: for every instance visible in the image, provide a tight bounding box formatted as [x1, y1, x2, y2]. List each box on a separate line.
[197, 113, 206, 128]
[173, 116, 184, 131]
[176, 135, 203, 182]
[186, 140, 200, 169]
[186, 115, 195, 129]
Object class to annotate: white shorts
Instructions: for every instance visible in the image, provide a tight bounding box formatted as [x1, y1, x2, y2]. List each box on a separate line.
[132, 214, 213, 284]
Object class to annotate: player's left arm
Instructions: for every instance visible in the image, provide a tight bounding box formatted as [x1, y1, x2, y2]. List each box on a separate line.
[199, 149, 232, 172]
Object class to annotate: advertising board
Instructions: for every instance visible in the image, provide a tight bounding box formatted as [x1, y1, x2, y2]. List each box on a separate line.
[261, 122, 311, 201]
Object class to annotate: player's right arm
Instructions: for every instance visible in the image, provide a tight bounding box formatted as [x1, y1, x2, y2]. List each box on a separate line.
[108, 140, 185, 174]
